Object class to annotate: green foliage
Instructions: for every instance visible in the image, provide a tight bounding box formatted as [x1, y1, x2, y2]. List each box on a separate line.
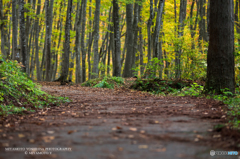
[93, 80, 114, 89]
[0, 58, 69, 116]
[171, 83, 204, 96]
[130, 78, 192, 95]
[82, 76, 125, 89]
[141, 58, 163, 79]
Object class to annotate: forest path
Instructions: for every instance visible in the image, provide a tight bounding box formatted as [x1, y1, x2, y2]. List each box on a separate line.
[0, 82, 237, 159]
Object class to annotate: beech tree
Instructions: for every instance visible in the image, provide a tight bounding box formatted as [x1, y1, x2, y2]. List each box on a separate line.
[123, 2, 133, 78]
[19, 0, 28, 73]
[92, 0, 101, 79]
[204, 0, 235, 94]
[112, 0, 121, 77]
[45, 0, 54, 81]
[57, 0, 73, 82]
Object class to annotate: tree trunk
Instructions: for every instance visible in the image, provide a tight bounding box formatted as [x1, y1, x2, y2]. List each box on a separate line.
[131, 2, 139, 76]
[175, 0, 187, 79]
[75, 0, 82, 83]
[20, 0, 28, 73]
[204, 0, 235, 94]
[81, 0, 87, 82]
[91, 0, 101, 79]
[112, 0, 121, 77]
[45, 0, 54, 81]
[147, 0, 154, 63]
[123, 3, 133, 77]
[12, 0, 19, 62]
[56, 0, 73, 82]
[88, 0, 92, 80]
[153, 0, 165, 77]
[0, 0, 6, 58]
[198, 0, 207, 42]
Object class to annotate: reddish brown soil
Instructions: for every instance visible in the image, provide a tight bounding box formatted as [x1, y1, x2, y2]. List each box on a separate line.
[0, 80, 239, 159]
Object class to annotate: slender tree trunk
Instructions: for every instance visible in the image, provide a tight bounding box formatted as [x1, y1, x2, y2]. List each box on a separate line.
[81, 0, 87, 82]
[12, 0, 19, 62]
[189, 0, 198, 79]
[88, 0, 92, 80]
[205, 0, 235, 94]
[112, 0, 121, 77]
[123, 3, 134, 77]
[45, 0, 54, 81]
[153, 0, 165, 77]
[0, 0, 6, 58]
[20, 0, 28, 73]
[131, 2, 139, 76]
[75, 0, 82, 83]
[138, 3, 144, 76]
[198, 0, 207, 42]
[175, 0, 187, 79]
[147, 0, 154, 63]
[57, 0, 73, 82]
[92, 0, 101, 79]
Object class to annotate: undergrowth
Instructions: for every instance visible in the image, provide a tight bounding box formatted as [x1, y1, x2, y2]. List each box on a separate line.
[0, 58, 69, 116]
[81, 76, 124, 89]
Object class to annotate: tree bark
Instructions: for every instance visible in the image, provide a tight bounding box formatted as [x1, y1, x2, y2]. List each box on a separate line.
[45, 0, 54, 81]
[81, 0, 87, 82]
[56, 0, 73, 82]
[12, 0, 19, 62]
[91, 0, 101, 79]
[132, 2, 139, 76]
[75, 0, 82, 83]
[20, 0, 28, 73]
[123, 3, 133, 77]
[175, 0, 187, 79]
[147, 0, 154, 63]
[198, 0, 207, 42]
[88, 0, 92, 80]
[204, 0, 235, 94]
[153, 0, 164, 58]
[112, 0, 121, 77]
[0, 0, 6, 58]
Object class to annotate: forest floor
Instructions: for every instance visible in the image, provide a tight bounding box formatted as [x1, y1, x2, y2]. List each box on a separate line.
[0, 78, 240, 159]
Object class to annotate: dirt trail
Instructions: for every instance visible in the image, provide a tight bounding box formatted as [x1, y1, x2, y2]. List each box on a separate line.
[0, 83, 238, 159]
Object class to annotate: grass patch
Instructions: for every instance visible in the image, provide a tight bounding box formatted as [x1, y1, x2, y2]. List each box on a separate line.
[0, 58, 69, 116]
[82, 76, 125, 89]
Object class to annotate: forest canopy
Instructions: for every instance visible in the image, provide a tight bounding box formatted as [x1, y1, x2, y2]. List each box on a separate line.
[0, 0, 239, 87]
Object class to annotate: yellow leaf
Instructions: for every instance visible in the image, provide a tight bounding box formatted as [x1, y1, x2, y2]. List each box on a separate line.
[18, 134, 25, 138]
[1, 77, 7, 80]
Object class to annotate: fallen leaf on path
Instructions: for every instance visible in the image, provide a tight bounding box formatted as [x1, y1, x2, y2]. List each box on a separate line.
[194, 138, 199, 142]
[213, 134, 221, 138]
[47, 131, 55, 134]
[118, 147, 123, 151]
[129, 127, 137, 131]
[140, 130, 145, 133]
[128, 135, 134, 138]
[151, 148, 166, 152]
[29, 139, 35, 143]
[18, 134, 25, 138]
[68, 130, 76, 134]
[196, 135, 203, 139]
[42, 136, 55, 143]
[138, 145, 148, 149]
